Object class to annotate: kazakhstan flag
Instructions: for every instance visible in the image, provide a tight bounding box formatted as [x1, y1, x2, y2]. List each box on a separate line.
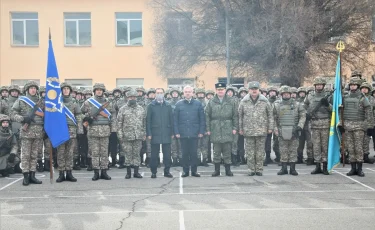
[327, 55, 342, 172]
[44, 32, 70, 148]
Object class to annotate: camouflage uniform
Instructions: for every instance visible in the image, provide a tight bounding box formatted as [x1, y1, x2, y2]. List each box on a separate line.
[342, 78, 373, 177]
[81, 83, 115, 180]
[274, 86, 306, 176]
[0, 115, 19, 176]
[226, 85, 240, 165]
[206, 91, 238, 176]
[114, 89, 129, 168]
[239, 82, 274, 175]
[304, 77, 331, 175]
[264, 86, 279, 165]
[0, 86, 9, 115]
[11, 81, 44, 185]
[169, 88, 182, 165]
[196, 88, 209, 164]
[36, 86, 50, 171]
[136, 86, 147, 165]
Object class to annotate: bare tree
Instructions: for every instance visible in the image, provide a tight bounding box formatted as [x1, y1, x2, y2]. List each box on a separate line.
[151, 0, 375, 86]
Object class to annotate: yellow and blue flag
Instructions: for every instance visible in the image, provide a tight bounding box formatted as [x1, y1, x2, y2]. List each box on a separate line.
[44, 33, 70, 148]
[327, 54, 342, 172]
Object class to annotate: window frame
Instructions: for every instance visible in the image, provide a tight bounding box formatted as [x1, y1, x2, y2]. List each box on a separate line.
[11, 79, 41, 89]
[116, 78, 144, 88]
[63, 13, 91, 46]
[10, 12, 39, 46]
[65, 79, 93, 90]
[115, 13, 143, 46]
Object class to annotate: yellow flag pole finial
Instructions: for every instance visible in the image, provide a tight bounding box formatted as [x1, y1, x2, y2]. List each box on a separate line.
[336, 41, 345, 53]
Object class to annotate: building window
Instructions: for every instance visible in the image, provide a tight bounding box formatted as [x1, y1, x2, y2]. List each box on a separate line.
[116, 78, 144, 88]
[65, 79, 92, 90]
[218, 77, 244, 88]
[64, 13, 91, 46]
[167, 78, 195, 90]
[11, 79, 41, 89]
[11, 12, 39, 46]
[116, 12, 143, 46]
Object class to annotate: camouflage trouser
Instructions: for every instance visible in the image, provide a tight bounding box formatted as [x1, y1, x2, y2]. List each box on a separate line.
[122, 140, 142, 167]
[232, 133, 238, 155]
[213, 142, 231, 164]
[197, 135, 209, 160]
[363, 134, 370, 154]
[245, 136, 266, 173]
[312, 128, 329, 163]
[171, 138, 181, 159]
[279, 138, 299, 163]
[57, 138, 75, 171]
[346, 130, 365, 163]
[21, 138, 43, 173]
[37, 138, 52, 161]
[297, 128, 313, 159]
[73, 138, 79, 160]
[89, 136, 109, 170]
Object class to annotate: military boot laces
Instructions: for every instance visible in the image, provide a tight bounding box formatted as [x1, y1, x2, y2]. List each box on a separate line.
[212, 163, 220, 177]
[225, 164, 233, 176]
[322, 162, 329, 175]
[277, 163, 288, 175]
[22, 172, 30, 186]
[289, 163, 298, 176]
[356, 163, 365, 177]
[66, 170, 77, 182]
[125, 167, 131, 179]
[311, 163, 323, 174]
[92, 169, 100, 181]
[133, 166, 143, 178]
[56, 171, 65, 183]
[346, 163, 357, 176]
[29, 172, 42, 184]
[100, 169, 111, 180]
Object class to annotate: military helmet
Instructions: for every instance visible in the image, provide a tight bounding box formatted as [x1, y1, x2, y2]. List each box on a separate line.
[267, 86, 278, 94]
[279, 85, 291, 95]
[92, 83, 106, 92]
[60, 82, 73, 92]
[297, 87, 307, 93]
[307, 86, 315, 93]
[147, 88, 156, 96]
[351, 70, 362, 78]
[205, 89, 215, 96]
[8, 84, 21, 94]
[238, 87, 248, 94]
[313, 77, 326, 85]
[76, 88, 83, 95]
[0, 114, 10, 123]
[83, 89, 92, 95]
[290, 87, 298, 94]
[126, 90, 138, 97]
[136, 86, 146, 95]
[226, 85, 238, 95]
[260, 88, 267, 93]
[107, 90, 113, 95]
[123, 86, 133, 94]
[112, 87, 122, 94]
[39, 86, 46, 93]
[165, 88, 171, 97]
[170, 87, 181, 96]
[24, 80, 39, 92]
[349, 77, 362, 87]
[72, 86, 78, 93]
[360, 82, 373, 91]
[0, 86, 9, 93]
[195, 88, 205, 94]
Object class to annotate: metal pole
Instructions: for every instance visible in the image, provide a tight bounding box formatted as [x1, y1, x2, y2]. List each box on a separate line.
[225, 1, 231, 85]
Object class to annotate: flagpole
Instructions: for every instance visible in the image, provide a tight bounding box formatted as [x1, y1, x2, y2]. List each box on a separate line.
[337, 41, 345, 167]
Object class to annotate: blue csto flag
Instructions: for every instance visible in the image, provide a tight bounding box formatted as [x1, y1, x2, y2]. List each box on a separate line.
[327, 54, 342, 172]
[44, 34, 70, 148]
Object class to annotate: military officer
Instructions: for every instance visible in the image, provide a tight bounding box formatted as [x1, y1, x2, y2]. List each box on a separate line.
[0, 115, 19, 177]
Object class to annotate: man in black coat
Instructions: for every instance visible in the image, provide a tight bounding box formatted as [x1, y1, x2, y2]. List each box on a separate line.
[174, 86, 206, 177]
[146, 88, 174, 178]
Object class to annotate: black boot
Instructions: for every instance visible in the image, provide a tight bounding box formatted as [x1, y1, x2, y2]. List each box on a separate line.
[44, 159, 50, 172]
[73, 158, 81, 170]
[92, 169, 100, 181]
[37, 160, 44, 172]
[22, 172, 29, 186]
[289, 163, 298, 176]
[212, 163, 220, 177]
[357, 163, 365, 177]
[306, 158, 314, 166]
[225, 164, 233, 176]
[118, 156, 126, 169]
[364, 153, 374, 164]
[322, 162, 329, 175]
[56, 171, 65, 183]
[100, 169, 111, 180]
[15, 163, 23, 173]
[66, 170, 77, 182]
[134, 166, 143, 178]
[347, 162, 357, 176]
[311, 163, 323, 174]
[80, 156, 87, 168]
[125, 167, 131, 179]
[87, 158, 93, 171]
[277, 163, 288, 175]
[29, 171, 42, 184]
[202, 158, 209, 167]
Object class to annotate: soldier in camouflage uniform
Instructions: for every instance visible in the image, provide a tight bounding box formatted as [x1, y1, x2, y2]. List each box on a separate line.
[81, 83, 115, 181]
[170, 88, 182, 166]
[237, 87, 248, 164]
[340, 78, 373, 177]
[239, 82, 274, 176]
[195, 88, 209, 166]
[75, 89, 88, 168]
[0, 86, 9, 115]
[1, 86, 9, 101]
[206, 83, 238, 176]
[0, 115, 19, 177]
[165, 88, 171, 101]
[117, 90, 146, 179]
[11, 80, 44, 186]
[206, 90, 214, 100]
[304, 77, 331, 175]
[114, 87, 128, 169]
[359, 82, 375, 164]
[264, 86, 279, 166]
[226, 85, 240, 166]
[83, 89, 92, 99]
[274, 86, 306, 176]
[290, 87, 297, 99]
[55, 82, 83, 183]
[136, 86, 148, 166]
[205, 89, 215, 163]
[296, 87, 314, 165]
[7, 85, 22, 173]
[82, 89, 92, 170]
[260, 88, 268, 97]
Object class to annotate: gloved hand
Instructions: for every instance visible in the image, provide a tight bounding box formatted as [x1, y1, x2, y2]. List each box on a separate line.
[338, 126, 345, 134]
[367, 128, 374, 136]
[320, 97, 329, 107]
[83, 117, 93, 125]
[8, 153, 16, 163]
[23, 116, 33, 124]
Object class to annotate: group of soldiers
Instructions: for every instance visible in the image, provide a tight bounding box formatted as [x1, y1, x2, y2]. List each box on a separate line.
[0, 69, 374, 185]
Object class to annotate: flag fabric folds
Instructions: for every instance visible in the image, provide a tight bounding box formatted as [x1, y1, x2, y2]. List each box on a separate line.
[327, 55, 342, 172]
[44, 35, 70, 148]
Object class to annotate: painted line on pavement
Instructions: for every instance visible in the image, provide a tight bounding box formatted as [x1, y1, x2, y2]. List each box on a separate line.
[333, 170, 375, 191]
[179, 210, 185, 230]
[179, 172, 183, 194]
[0, 177, 23, 191]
